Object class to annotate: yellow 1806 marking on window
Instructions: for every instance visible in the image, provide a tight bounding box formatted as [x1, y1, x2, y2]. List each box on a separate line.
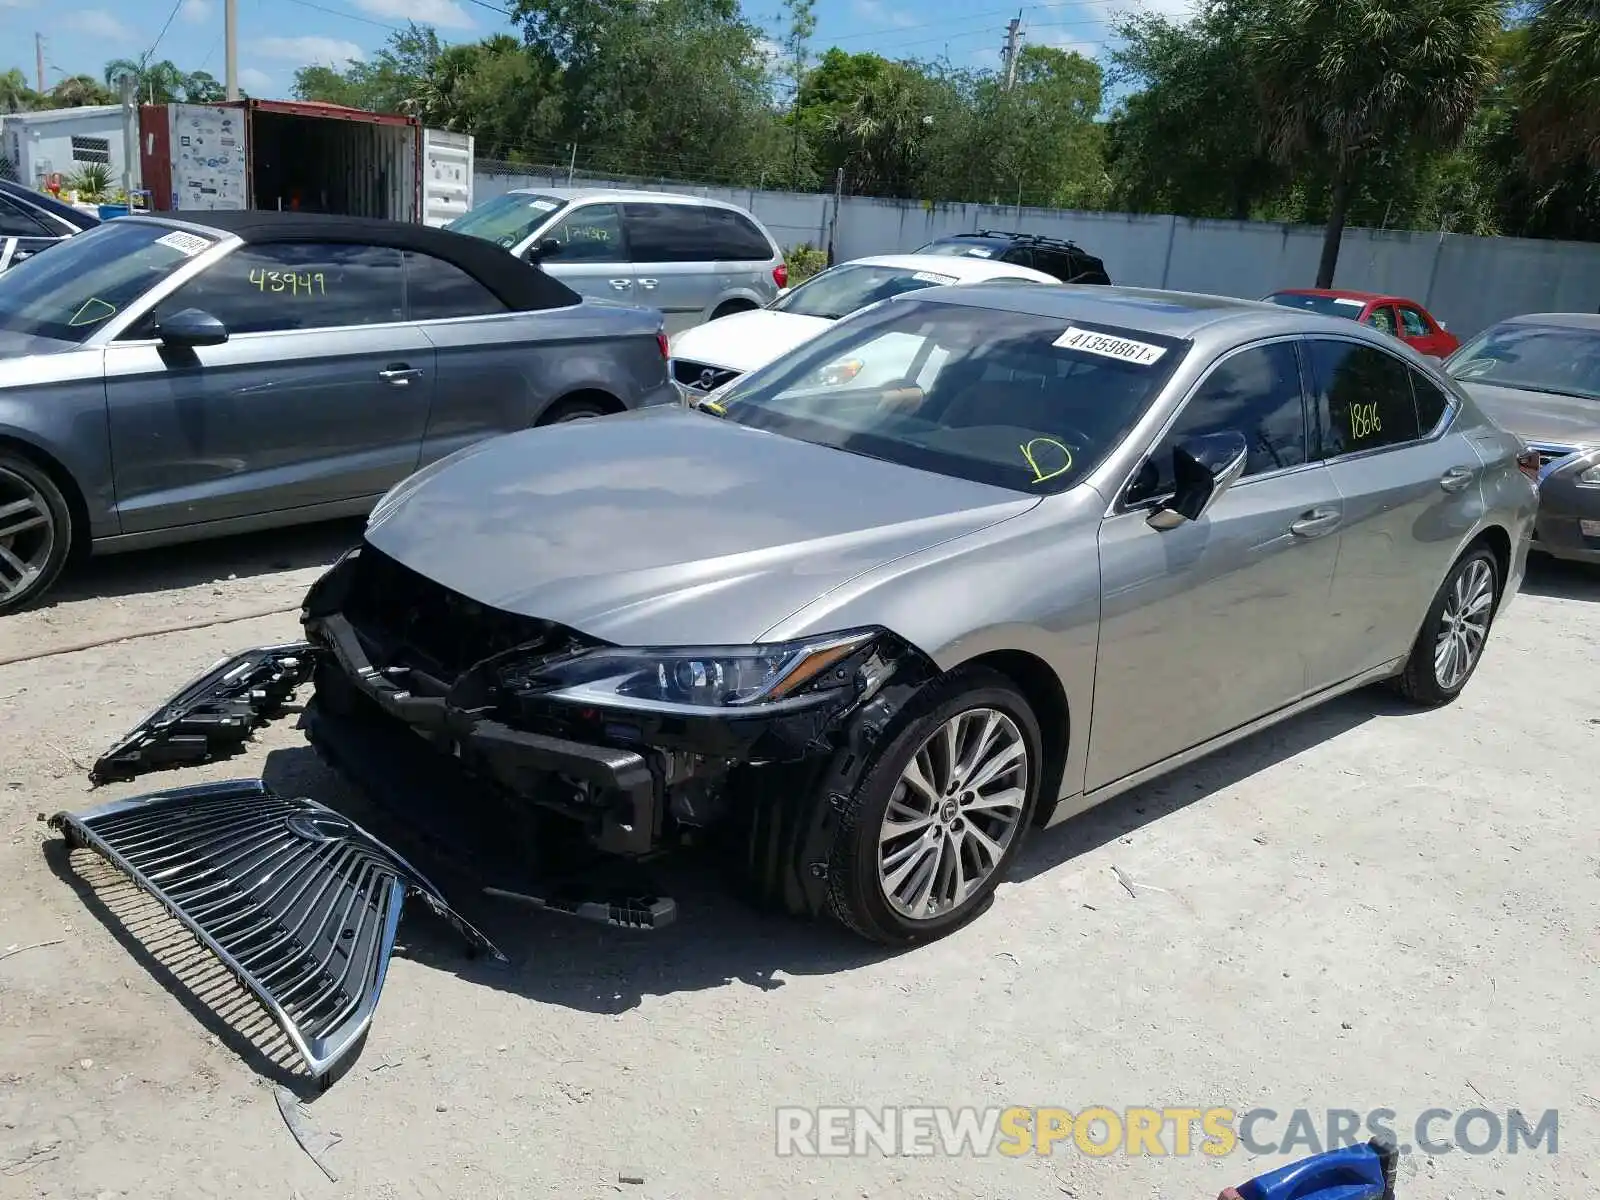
[250, 269, 327, 296]
[1020, 437, 1073, 484]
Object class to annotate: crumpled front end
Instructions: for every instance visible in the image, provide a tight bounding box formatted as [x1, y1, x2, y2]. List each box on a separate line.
[50, 780, 504, 1088]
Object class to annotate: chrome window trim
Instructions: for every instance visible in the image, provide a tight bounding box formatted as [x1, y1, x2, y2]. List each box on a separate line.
[1103, 333, 1315, 518]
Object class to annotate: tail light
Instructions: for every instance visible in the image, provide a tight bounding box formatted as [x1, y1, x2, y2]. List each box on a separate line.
[773, 262, 788, 289]
[656, 330, 669, 360]
[1516, 447, 1541, 481]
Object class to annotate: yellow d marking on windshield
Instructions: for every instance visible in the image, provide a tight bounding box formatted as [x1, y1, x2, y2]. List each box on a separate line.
[1020, 437, 1073, 484]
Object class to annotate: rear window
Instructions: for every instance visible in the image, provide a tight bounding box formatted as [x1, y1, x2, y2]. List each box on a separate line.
[706, 297, 1189, 494]
[772, 262, 965, 320]
[1264, 292, 1366, 320]
[447, 191, 567, 250]
[1448, 323, 1600, 402]
[0, 219, 219, 343]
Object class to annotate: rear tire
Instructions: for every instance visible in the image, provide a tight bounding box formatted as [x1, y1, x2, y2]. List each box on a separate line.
[538, 395, 617, 425]
[711, 300, 756, 320]
[821, 667, 1042, 945]
[0, 450, 73, 615]
[1392, 545, 1501, 707]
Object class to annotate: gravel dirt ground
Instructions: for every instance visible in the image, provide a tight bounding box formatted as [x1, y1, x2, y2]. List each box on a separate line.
[1, 526, 1595, 1200]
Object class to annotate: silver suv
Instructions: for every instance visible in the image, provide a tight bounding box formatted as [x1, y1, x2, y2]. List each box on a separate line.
[448, 188, 786, 333]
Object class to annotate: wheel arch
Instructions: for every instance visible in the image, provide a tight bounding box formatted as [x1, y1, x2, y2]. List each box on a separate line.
[0, 432, 91, 559]
[534, 388, 625, 425]
[947, 647, 1071, 827]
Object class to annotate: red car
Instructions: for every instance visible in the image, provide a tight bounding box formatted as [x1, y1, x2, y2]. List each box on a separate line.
[1262, 288, 1460, 358]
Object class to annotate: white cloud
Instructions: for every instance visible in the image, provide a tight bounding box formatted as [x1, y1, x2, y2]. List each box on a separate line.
[352, 0, 474, 29]
[0, 0, 37, 10]
[255, 35, 366, 66]
[756, 37, 783, 64]
[1040, 31, 1102, 59]
[1132, 0, 1196, 17]
[852, 0, 916, 29]
[179, 0, 212, 23]
[238, 67, 275, 94]
[63, 8, 136, 40]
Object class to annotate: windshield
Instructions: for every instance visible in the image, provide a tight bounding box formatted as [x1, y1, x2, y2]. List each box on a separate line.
[1263, 291, 1366, 319]
[916, 238, 1005, 261]
[772, 263, 966, 320]
[1447, 323, 1600, 401]
[0, 219, 219, 343]
[703, 297, 1188, 494]
[446, 191, 568, 249]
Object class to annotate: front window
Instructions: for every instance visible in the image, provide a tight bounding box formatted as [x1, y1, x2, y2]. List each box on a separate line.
[771, 262, 965, 321]
[916, 238, 1005, 261]
[1263, 292, 1365, 320]
[0, 219, 219, 343]
[703, 298, 1188, 494]
[446, 191, 567, 250]
[1448, 323, 1600, 402]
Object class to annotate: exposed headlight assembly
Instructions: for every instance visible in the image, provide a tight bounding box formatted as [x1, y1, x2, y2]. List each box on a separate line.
[500, 630, 879, 714]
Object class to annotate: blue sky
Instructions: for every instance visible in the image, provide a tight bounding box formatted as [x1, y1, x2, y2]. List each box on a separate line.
[0, 0, 1191, 107]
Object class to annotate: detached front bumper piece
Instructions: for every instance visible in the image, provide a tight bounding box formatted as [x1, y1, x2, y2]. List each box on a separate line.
[91, 643, 319, 785]
[50, 779, 505, 1089]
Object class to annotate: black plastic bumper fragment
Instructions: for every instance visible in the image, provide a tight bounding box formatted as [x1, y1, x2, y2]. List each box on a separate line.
[49, 779, 505, 1089]
[90, 644, 320, 785]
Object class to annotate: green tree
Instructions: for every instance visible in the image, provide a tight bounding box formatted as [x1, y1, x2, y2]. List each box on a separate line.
[49, 75, 115, 107]
[1518, 0, 1600, 170]
[0, 67, 38, 113]
[968, 45, 1106, 209]
[1249, 0, 1505, 286]
[778, 0, 818, 188]
[291, 23, 446, 115]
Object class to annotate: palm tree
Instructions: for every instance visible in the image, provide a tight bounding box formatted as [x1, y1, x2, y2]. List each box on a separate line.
[1518, 0, 1600, 170]
[0, 67, 38, 113]
[103, 58, 187, 104]
[1248, 0, 1505, 287]
[50, 75, 116, 107]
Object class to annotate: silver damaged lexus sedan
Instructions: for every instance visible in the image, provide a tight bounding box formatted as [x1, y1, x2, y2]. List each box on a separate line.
[58, 283, 1537, 1081]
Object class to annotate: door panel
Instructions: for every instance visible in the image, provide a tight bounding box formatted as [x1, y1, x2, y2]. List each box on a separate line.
[1089, 466, 1343, 790]
[623, 202, 718, 333]
[104, 326, 435, 531]
[538, 203, 635, 305]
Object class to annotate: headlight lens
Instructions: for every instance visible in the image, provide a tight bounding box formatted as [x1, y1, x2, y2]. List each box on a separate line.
[1578, 464, 1600, 487]
[503, 630, 878, 712]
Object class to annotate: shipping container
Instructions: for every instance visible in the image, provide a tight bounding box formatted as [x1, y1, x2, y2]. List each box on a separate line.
[137, 100, 473, 226]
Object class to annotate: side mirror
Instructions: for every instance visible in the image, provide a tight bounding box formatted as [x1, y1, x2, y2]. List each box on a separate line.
[1147, 431, 1249, 530]
[525, 238, 563, 262]
[155, 308, 229, 348]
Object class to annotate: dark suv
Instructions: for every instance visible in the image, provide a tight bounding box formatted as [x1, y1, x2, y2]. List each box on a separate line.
[0, 178, 99, 272]
[914, 230, 1110, 285]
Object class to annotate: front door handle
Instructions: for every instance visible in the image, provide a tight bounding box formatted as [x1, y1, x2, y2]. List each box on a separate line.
[1439, 465, 1475, 493]
[609, 278, 633, 291]
[379, 365, 422, 386]
[1289, 507, 1341, 538]
[638, 278, 659, 290]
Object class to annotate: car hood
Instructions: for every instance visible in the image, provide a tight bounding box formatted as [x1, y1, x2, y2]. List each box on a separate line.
[0, 328, 81, 359]
[363, 406, 1037, 646]
[1459, 381, 1600, 449]
[668, 309, 834, 375]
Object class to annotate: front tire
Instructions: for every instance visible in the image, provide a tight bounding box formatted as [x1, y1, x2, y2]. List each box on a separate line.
[824, 667, 1042, 944]
[0, 451, 72, 615]
[1392, 545, 1501, 706]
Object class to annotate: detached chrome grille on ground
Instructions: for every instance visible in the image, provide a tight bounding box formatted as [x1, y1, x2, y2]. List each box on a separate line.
[50, 780, 504, 1089]
[671, 359, 742, 394]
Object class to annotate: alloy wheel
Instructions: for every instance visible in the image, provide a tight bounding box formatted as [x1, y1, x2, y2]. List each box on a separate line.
[877, 707, 1028, 921]
[1434, 557, 1494, 691]
[0, 466, 56, 606]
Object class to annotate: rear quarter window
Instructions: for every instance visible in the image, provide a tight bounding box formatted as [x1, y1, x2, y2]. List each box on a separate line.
[704, 208, 773, 261]
[1305, 338, 1425, 457]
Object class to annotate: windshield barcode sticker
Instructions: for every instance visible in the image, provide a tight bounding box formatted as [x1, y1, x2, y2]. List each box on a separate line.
[912, 271, 958, 284]
[154, 230, 212, 257]
[963, 247, 994, 258]
[526, 199, 559, 211]
[1053, 326, 1167, 365]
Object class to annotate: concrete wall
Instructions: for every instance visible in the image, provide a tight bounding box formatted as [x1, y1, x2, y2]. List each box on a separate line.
[476, 165, 1600, 339]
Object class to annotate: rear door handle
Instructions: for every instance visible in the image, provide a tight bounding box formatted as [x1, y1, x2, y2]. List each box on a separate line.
[638, 278, 658, 290]
[379, 365, 422, 386]
[609, 278, 633, 291]
[1289, 508, 1341, 538]
[1439, 465, 1475, 493]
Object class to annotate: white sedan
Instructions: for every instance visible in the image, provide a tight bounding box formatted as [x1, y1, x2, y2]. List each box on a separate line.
[666, 252, 1059, 400]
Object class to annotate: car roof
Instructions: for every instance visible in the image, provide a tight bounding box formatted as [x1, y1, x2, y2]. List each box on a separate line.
[503, 186, 755, 215]
[904, 281, 1405, 343]
[1270, 287, 1424, 307]
[0, 179, 99, 231]
[1495, 312, 1600, 332]
[846, 253, 1059, 284]
[124, 210, 580, 312]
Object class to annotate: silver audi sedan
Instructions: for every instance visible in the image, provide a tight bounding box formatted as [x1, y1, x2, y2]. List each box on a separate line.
[85, 284, 1537, 953]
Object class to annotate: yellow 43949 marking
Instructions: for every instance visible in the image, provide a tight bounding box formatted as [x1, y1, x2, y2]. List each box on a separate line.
[1020, 437, 1074, 484]
[250, 269, 327, 296]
